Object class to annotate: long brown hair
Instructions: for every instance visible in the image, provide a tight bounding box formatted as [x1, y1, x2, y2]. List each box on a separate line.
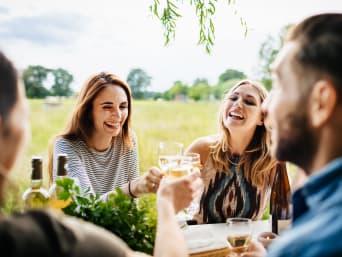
[48, 72, 133, 183]
[211, 80, 277, 187]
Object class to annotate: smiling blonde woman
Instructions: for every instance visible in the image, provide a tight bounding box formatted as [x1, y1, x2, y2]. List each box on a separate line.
[186, 80, 279, 224]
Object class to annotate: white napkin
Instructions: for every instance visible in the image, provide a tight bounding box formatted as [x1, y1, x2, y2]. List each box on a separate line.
[183, 226, 229, 254]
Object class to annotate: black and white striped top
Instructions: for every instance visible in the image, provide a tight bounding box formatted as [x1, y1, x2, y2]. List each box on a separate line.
[53, 135, 139, 199]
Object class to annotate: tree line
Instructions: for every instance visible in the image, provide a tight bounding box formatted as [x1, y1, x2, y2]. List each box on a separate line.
[22, 25, 287, 100]
[22, 65, 73, 98]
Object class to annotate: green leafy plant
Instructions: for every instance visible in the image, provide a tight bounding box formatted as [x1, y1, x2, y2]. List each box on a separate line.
[56, 178, 157, 254]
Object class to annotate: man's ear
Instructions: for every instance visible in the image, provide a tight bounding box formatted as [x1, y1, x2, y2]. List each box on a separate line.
[309, 80, 337, 128]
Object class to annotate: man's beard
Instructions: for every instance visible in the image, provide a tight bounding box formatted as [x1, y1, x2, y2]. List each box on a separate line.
[276, 112, 317, 173]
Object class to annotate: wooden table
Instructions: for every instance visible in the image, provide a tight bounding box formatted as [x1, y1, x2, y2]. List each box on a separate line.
[183, 220, 271, 257]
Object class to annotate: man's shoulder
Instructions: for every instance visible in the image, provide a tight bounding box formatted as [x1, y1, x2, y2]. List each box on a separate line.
[268, 207, 342, 257]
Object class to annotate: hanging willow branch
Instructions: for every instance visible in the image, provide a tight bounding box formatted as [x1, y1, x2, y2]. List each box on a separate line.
[149, 0, 248, 53]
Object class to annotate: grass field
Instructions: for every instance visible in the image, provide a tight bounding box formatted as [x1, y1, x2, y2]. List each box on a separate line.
[9, 99, 221, 198]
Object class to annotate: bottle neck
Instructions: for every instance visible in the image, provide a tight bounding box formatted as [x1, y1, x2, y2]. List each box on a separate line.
[30, 179, 43, 189]
[55, 175, 67, 180]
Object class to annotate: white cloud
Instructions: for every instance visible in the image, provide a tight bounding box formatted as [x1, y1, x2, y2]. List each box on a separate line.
[1, 0, 342, 92]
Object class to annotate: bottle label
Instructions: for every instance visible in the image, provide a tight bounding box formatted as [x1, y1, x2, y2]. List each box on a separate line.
[278, 219, 291, 235]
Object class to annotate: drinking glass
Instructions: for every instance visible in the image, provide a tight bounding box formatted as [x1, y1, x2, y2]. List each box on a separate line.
[158, 141, 183, 175]
[226, 218, 252, 255]
[185, 152, 201, 169]
[183, 152, 202, 220]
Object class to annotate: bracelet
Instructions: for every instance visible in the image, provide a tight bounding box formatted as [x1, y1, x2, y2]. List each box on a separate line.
[128, 180, 137, 198]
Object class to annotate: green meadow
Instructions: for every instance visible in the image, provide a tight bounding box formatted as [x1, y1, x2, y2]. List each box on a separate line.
[7, 98, 295, 215]
[10, 99, 221, 198]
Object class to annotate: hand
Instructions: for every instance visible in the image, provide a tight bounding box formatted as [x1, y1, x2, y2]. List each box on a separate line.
[241, 241, 267, 257]
[157, 169, 203, 213]
[136, 166, 164, 194]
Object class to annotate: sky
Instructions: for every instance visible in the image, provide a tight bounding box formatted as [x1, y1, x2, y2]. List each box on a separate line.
[1, 0, 342, 92]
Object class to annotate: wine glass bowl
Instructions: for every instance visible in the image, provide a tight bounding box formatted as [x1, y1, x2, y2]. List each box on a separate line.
[184, 152, 201, 170]
[158, 141, 183, 175]
[226, 218, 252, 255]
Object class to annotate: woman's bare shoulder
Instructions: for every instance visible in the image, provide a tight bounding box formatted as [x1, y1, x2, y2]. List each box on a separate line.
[186, 135, 218, 164]
[189, 135, 217, 148]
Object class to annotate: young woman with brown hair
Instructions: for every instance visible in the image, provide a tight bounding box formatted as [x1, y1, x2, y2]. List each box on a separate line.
[48, 72, 161, 200]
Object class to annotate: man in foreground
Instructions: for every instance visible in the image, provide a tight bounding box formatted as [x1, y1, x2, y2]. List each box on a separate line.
[244, 13, 342, 257]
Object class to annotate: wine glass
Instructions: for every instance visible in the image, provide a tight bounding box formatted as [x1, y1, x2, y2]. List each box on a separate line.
[184, 152, 201, 169]
[226, 218, 252, 256]
[158, 141, 183, 175]
[183, 152, 202, 219]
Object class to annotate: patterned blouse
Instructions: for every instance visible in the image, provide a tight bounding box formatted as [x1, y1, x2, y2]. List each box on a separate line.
[194, 155, 271, 224]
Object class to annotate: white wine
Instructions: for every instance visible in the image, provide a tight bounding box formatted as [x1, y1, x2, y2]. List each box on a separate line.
[48, 154, 72, 210]
[158, 155, 174, 174]
[22, 157, 49, 209]
[227, 234, 251, 248]
[168, 166, 191, 178]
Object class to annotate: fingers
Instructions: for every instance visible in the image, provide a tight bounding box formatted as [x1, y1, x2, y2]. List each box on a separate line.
[143, 167, 164, 193]
[184, 169, 204, 195]
[241, 241, 267, 257]
[156, 170, 203, 213]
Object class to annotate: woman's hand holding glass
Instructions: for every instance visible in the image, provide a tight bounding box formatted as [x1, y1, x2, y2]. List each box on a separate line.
[136, 167, 164, 194]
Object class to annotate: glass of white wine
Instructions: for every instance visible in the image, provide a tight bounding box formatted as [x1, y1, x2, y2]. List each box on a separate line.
[158, 141, 183, 175]
[226, 218, 252, 256]
[182, 152, 202, 220]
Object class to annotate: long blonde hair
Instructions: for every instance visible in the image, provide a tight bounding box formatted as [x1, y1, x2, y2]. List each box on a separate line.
[48, 72, 133, 184]
[211, 80, 277, 187]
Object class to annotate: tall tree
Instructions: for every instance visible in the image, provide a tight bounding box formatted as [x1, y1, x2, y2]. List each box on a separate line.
[188, 80, 211, 101]
[23, 65, 74, 98]
[164, 80, 189, 100]
[192, 78, 208, 86]
[218, 69, 246, 83]
[126, 68, 151, 99]
[50, 68, 73, 97]
[213, 78, 241, 99]
[22, 65, 50, 98]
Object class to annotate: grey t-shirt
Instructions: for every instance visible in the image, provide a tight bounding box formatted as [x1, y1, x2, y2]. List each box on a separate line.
[53, 135, 139, 198]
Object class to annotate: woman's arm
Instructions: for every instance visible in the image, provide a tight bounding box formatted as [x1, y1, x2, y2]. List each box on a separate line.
[119, 133, 162, 197]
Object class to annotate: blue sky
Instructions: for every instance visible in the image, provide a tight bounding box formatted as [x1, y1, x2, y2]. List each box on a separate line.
[1, 0, 342, 92]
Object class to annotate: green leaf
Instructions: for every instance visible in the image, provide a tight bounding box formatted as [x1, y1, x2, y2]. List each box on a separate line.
[56, 179, 157, 254]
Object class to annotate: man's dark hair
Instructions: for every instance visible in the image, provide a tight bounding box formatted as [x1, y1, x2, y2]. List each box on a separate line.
[287, 13, 342, 96]
[0, 51, 18, 122]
